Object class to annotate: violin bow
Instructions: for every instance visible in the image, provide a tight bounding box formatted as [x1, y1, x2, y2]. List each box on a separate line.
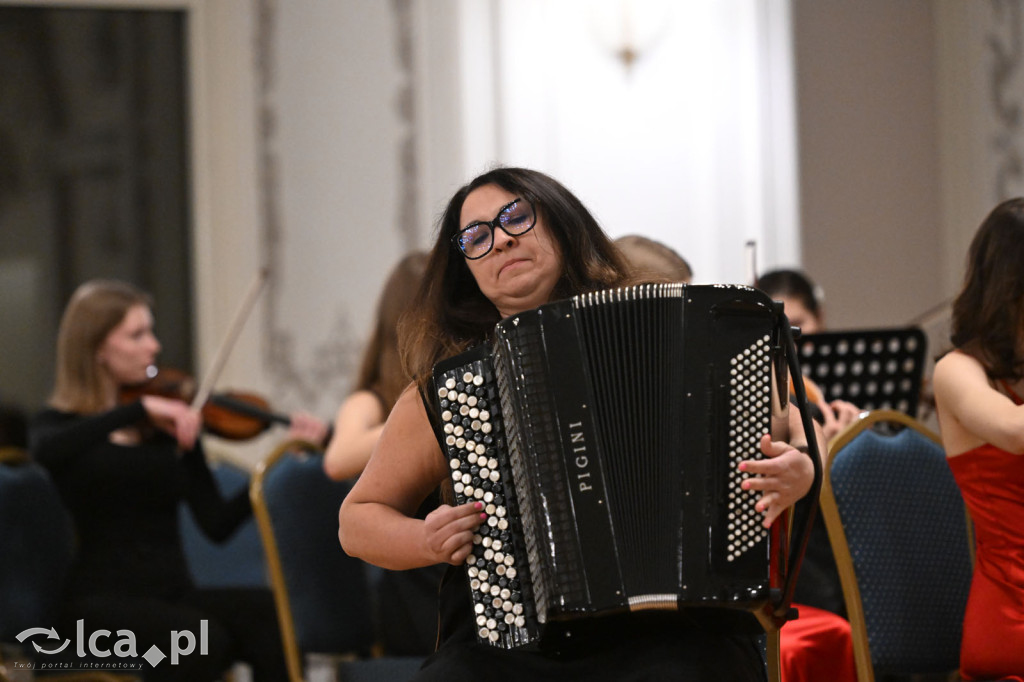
[190, 266, 271, 412]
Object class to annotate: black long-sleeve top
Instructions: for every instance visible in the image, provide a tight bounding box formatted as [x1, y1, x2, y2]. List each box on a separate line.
[29, 400, 251, 601]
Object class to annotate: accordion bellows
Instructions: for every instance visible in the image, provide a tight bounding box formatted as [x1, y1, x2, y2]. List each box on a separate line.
[432, 283, 789, 648]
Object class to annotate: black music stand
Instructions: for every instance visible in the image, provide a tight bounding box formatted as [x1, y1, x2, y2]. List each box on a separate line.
[795, 327, 928, 417]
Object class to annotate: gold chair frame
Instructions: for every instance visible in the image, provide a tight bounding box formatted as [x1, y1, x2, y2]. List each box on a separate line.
[820, 409, 975, 682]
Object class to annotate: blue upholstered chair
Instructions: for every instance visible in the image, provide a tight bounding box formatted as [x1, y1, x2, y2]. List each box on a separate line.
[0, 447, 75, 645]
[1, 449, 142, 681]
[251, 440, 423, 682]
[179, 460, 268, 589]
[820, 410, 975, 681]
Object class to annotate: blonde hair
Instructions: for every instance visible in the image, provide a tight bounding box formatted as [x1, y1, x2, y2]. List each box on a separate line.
[50, 280, 151, 414]
[614, 234, 692, 283]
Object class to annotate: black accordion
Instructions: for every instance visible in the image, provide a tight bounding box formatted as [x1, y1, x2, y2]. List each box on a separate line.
[431, 283, 817, 649]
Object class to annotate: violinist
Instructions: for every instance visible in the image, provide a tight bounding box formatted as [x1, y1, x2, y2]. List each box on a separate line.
[29, 279, 288, 681]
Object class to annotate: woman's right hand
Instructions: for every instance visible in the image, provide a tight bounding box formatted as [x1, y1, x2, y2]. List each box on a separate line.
[423, 501, 487, 565]
[141, 394, 202, 451]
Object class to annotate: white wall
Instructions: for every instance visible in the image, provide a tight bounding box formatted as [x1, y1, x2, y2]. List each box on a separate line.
[429, 0, 801, 287]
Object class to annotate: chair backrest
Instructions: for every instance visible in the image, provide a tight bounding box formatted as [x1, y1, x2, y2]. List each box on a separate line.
[0, 449, 75, 642]
[796, 327, 927, 416]
[820, 410, 973, 681]
[250, 440, 374, 682]
[179, 460, 268, 589]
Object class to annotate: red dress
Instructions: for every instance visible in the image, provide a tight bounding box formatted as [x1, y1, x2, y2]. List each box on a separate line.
[779, 604, 856, 682]
[947, 383, 1024, 682]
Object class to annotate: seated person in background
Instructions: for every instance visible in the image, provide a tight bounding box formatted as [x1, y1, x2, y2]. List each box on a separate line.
[323, 250, 443, 657]
[756, 268, 861, 443]
[614, 234, 693, 283]
[932, 197, 1024, 682]
[324, 251, 428, 482]
[338, 167, 821, 681]
[757, 268, 854, 625]
[29, 279, 287, 682]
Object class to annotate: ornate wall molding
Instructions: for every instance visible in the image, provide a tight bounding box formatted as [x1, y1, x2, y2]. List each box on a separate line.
[988, 0, 1024, 202]
[252, 0, 419, 407]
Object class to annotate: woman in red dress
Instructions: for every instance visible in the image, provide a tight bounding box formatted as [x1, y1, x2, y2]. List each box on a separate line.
[933, 197, 1024, 682]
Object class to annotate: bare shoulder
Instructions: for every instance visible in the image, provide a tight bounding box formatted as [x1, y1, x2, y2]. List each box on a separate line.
[933, 350, 986, 392]
[338, 389, 387, 419]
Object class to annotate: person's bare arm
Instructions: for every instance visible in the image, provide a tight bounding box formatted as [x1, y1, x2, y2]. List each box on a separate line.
[338, 385, 484, 569]
[934, 350, 1024, 456]
[323, 390, 387, 481]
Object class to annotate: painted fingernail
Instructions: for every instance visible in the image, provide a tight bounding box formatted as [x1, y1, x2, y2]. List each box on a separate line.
[738, 462, 747, 472]
[474, 501, 483, 510]
[480, 513, 487, 520]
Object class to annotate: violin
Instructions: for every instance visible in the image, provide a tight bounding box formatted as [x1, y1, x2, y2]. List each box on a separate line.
[120, 366, 292, 441]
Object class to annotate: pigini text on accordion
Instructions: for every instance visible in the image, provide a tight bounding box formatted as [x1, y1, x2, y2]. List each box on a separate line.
[430, 283, 819, 649]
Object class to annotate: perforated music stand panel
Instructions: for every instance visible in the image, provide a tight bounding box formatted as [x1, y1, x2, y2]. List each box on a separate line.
[796, 327, 928, 416]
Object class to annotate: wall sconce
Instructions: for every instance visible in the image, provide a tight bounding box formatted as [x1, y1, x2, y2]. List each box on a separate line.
[589, 0, 672, 73]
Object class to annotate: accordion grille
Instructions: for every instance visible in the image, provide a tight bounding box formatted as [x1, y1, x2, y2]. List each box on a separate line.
[573, 285, 688, 595]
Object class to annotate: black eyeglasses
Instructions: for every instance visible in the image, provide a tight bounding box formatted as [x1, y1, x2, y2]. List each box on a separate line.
[452, 198, 537, 260]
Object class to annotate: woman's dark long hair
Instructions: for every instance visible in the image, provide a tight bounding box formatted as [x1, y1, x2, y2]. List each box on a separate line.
[400, 167, 634, 387]
[950, 197, 1024, 381]
[755, 269, 821, 319]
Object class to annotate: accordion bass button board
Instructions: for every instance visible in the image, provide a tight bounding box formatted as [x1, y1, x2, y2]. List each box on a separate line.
[431, 283, 790, 649]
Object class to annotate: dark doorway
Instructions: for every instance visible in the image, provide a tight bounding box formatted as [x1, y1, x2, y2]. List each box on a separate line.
[0, 5, 193, 424]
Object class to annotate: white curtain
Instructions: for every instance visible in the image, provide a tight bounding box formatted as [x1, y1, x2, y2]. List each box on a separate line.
[443, 0, 799, 286]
